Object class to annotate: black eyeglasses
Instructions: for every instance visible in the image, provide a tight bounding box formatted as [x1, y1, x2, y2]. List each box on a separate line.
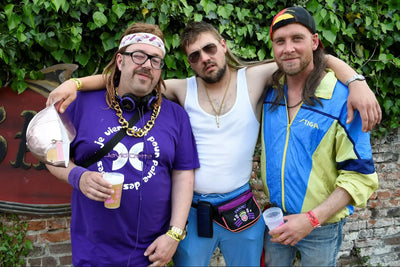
[187, 43, 218, 64]
[120, 51, 165, 70]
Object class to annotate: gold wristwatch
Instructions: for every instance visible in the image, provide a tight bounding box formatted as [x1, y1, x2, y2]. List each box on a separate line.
[167, 225, 187, 241]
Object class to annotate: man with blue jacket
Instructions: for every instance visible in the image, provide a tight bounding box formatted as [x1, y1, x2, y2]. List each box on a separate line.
[261, 6, 379, 266]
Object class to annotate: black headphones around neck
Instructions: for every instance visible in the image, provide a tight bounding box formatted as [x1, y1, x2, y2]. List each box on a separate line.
[116, 90, 158, 112]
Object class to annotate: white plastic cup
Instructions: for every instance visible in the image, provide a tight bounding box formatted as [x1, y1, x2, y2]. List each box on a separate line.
[103, 172, 124, 209]
[263, 207, 284, 237]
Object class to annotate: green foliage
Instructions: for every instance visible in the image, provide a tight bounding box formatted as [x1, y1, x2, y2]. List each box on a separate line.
[0, 213, 33, 267]
[350, 246, 371, 266]
[307, 0, 400, 136]
[0, 0, 398, 135]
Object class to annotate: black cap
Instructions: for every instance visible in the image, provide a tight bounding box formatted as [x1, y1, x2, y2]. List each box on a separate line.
[270, 6, 323, 48]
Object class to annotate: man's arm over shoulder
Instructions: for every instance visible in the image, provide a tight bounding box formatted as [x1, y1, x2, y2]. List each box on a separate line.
[326, 55, 382, 132]
[47, 74, 106, 113]
[245, 60, 278, 120]
[246, 60, 278, 95]
[164, 78, 188, 107]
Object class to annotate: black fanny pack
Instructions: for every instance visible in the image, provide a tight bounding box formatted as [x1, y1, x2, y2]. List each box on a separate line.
[192, 189, 261, 236]
[214, 189, 261, 232]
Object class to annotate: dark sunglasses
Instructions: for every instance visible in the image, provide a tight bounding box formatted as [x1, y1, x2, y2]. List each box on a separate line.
[187, 43, 218, 64]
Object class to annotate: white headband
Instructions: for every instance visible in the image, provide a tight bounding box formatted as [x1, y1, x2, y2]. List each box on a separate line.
[119, 33, 166, 56]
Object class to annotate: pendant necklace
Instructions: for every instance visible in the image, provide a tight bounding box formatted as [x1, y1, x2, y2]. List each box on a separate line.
[204, 70, 231, 128]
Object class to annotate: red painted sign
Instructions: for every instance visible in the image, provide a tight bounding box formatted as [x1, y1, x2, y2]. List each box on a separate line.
[0, 86, 72, 214]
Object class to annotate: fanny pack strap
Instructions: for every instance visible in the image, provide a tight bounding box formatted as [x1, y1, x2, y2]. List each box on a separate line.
[191, 202, 218, 213]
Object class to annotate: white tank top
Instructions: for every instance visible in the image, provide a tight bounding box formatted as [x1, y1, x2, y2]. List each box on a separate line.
[185, 68, 260, 194]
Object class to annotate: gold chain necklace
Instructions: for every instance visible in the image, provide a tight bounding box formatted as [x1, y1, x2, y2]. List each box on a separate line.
[204, 70, 231, 128]
[112, 99, 161, 137]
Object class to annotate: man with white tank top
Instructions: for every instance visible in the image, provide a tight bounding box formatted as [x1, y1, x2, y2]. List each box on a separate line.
[47, 21, 381, 266]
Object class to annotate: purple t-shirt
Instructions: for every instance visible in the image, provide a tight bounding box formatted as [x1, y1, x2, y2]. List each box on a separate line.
[67, 90, 199, 266]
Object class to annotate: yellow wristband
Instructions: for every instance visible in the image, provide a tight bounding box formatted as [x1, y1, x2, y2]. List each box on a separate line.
[69, 78, 82, 91]
[166, 230, 180, 242]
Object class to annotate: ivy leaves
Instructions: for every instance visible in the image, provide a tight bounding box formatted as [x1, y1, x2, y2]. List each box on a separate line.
[0, 0, 399, 135]
[0, 214, 33, 267]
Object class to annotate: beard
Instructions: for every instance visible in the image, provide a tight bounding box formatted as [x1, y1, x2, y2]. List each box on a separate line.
[276, 53, 313, 76]
[196, 62, 227, 84]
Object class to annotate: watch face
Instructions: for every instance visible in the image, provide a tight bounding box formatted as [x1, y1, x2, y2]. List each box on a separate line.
[170, 226, 183, 235]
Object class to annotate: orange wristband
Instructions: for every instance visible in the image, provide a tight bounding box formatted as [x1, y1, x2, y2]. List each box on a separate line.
[305, 210, 321, 228]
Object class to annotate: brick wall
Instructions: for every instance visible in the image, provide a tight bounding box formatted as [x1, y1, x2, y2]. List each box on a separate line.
[338, 128, 400, 266]
[1, 129, 399, 266]
[22, 215, 72, 266]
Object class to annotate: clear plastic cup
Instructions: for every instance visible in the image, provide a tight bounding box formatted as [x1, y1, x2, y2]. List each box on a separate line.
[263, 207, 284, 237]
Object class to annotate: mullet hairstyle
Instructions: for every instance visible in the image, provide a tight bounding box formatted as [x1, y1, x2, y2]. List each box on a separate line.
[103, 22, 166, 108]
[180, 21, 273, 70]
[269, 46, 327, 111]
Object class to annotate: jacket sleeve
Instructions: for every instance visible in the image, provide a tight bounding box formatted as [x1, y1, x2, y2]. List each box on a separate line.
[335, 111, 379, 208]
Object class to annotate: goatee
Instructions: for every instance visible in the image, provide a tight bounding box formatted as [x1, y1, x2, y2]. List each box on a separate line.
[199, 64, 227, 84]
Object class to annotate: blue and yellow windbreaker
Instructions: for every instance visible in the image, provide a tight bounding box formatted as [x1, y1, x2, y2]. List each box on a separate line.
[261, 71, 378, 223]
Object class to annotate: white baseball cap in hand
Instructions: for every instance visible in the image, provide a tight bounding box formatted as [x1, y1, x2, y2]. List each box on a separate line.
[26, 101, 76, 167]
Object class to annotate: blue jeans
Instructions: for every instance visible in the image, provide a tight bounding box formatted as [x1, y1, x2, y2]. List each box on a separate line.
[173, 183, 265, 267]
[264, 218, 346, 267]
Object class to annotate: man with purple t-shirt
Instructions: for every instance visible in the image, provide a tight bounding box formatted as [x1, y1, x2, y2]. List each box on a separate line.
[46, 23, 199, 266]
